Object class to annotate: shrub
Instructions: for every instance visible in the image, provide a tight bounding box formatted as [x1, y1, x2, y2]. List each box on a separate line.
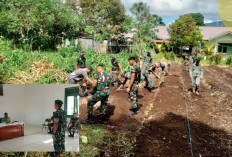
[209, 53, 223, 65]
[197, 53, 204, 61]
[226, 56, 232, 65]
[164, 51, 176, 61]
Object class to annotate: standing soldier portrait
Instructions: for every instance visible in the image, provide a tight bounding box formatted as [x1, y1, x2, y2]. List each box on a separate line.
[111, 56, 123, 86]
[75, 51, 86, 70]
[189, 58, 204, 95]
[53, 100, 66, 152]
[126, 57, 141, 115]
[67, 113, 78, 137]
[81, 64, 110, 124]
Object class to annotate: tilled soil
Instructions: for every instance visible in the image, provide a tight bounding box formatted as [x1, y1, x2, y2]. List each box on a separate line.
[79, 63, 232, 157]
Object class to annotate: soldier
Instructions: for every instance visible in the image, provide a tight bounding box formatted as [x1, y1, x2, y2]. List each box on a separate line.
[53, 100, 66, 152]
[111, 56, 123, 86]
[81, 64, 110, 124]
[67, 113, 78, 137]
[117, 70, 131, 91]
[155, 62, 171, 86]
[143, 64, 156, 92]
[47, 116, 54, 134]
[189, 58, 204, 95]
[75, 51, 86, 70]
[2, 112, 11, 123]
[143, 51, 153, 68]
[68, 66, 93, 97]
[126, 57, 141, 115]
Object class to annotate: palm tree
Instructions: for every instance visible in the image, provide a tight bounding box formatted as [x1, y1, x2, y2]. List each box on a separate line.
[201, 42, 216, 58]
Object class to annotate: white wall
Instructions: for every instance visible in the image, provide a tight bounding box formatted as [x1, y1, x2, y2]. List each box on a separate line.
[0, 85, 26, 122]
[0, 85, 78, 126]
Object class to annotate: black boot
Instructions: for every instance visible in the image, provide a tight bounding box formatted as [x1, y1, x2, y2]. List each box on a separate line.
[99, 114, 106, 124]
[81, 114, 93, 124]
[147, 87, 155, 93]
[129, 108, 138, 115]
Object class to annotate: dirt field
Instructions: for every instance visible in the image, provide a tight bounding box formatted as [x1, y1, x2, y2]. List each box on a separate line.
[79, 63, 232, 157]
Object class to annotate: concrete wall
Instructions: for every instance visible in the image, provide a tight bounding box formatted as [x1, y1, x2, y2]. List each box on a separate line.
[0, 85, 26, 122]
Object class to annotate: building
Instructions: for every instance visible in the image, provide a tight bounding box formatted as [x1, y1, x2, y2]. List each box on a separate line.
[156, 26, 232, 55]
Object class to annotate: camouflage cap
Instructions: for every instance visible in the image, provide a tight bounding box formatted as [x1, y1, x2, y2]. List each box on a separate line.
[55, 100, 63, 105]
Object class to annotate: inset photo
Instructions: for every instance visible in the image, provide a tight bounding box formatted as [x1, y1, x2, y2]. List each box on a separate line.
[0, 85, 79, 152]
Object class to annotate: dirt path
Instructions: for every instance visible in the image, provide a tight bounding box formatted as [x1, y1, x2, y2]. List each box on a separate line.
[79, 63, 232, 157]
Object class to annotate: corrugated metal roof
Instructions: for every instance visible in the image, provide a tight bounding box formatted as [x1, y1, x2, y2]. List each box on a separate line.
[156, 26, 232, 40]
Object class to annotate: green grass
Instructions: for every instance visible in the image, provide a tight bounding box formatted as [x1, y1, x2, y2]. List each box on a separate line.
[79, 125, 109, 157]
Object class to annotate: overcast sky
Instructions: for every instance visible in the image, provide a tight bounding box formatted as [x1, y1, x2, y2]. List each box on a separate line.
[121, 0, 220, 25]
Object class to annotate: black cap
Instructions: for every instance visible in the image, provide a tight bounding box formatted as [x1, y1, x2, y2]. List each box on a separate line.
[128, 57, 136, 61]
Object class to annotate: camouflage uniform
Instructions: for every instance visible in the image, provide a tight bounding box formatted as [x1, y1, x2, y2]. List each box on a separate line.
[68, 116, 78, 136]
[111, 58, 120, 86]
[48, 116, 54, 133]
[143, 55, 153, 88]
[53, 108, 66, 152]
[129, 64, 141, 109]
[87, 71, 110, 116]
[189, 64, 204, 93]
[121, 71, 131, 86]
[77, 57, 86, 68]
[158, 62, 168, 86]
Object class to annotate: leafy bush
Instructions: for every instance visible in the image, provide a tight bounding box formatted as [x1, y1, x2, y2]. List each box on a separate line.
[164, 51, 176, 61]
[197, 53, 204, 61]
[209, 53, 223, 65]
[225, 56, 232, 65]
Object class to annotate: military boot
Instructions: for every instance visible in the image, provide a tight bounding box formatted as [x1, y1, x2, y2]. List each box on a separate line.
[99, 114, 106, 124]
[81, 114, 93, 124]
[129, 108, 138, 115]
[147, 87, 155, 93]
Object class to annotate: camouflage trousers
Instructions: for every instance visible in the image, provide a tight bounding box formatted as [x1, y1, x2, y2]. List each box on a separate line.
[111, 71, 120, 86]
[143, 73, 152, 88]
[191, 76, 201, 87]
[129, 83, 139, 109]
[158, 71, 165, 86]
[87, 92, 109, 115]
[53, 130, 65, 152]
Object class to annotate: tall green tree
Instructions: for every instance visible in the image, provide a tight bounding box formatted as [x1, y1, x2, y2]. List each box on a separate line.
[168, 15, 203, 54]
[0, 0, 79, 51]
[182, 13, 205, 26]
[150, 14, 166, 26]
[130, 2, 157, 63]
[79, 0, 127, 43]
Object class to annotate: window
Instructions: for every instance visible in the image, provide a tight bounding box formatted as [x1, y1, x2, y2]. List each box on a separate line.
[64, 86, 79, 118]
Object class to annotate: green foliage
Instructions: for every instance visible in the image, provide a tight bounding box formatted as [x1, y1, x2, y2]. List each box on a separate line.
[0, 0, 79, 51]
[130, 2, 157, 59]
[79, 0, 127, 41]
[209, 53, 223, 65]
[197, 53, 205, 61]
[168, 15, 203, 52]
[182, 13, 205, 26]
[225, 55, 232, 65]
[202, 42, 216, 56]
[151, 14, 165, 26]
[164, 52, 176, 61]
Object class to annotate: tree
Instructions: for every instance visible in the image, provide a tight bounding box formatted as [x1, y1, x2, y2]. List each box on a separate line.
[130, 2, 157, 64]
[78, 0, 127, 43]
[130, 2, 151, 24]
[0, 0, 79, 51]
[201, 42, 216, 57]
[168, 15, 203, 54]
[151, 14, 165, 26]
[182, 13, 205, 26]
